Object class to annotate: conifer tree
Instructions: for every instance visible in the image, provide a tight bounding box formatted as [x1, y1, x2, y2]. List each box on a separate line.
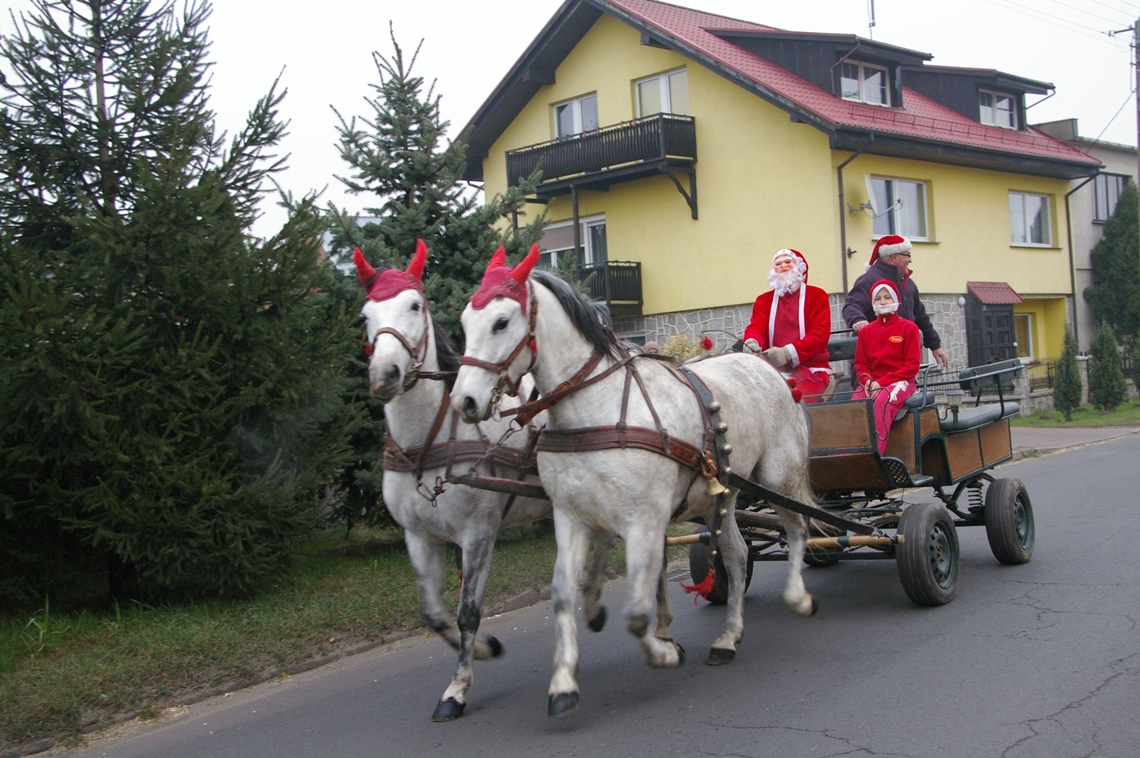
[1053, 325, 1082, 422]
[0, 0, 358, 601]
[1085, 183, 1140, 342]
[1089, 323, 1127, 412]
[328, 30, 543, 343]
[323, 32, 543, 527]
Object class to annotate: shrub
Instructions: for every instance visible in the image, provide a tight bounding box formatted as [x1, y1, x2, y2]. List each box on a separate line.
[1089, 323, 1127, 412]
[1053, 325, 1082, 422]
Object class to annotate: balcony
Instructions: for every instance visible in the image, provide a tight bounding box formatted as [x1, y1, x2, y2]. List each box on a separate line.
[505, 114, 697, 216]
[574, 261, 642, 317]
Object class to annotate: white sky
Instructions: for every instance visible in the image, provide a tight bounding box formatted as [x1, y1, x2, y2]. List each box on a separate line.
[9, 0, 1140, 236]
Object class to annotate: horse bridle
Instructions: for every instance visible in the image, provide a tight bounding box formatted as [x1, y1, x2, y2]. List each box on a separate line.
[368, 302, 443, 393]
[459, 285, 539, 404]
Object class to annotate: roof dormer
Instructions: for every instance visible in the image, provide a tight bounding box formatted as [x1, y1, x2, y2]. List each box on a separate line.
[902, 66, 1052, 131]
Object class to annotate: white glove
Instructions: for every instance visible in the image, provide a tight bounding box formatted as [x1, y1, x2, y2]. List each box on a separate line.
[743, 338, 761, 354]
[762, 346, 791, 368]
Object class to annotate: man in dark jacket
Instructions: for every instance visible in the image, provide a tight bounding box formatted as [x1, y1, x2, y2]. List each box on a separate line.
[842, 235, 950, 367]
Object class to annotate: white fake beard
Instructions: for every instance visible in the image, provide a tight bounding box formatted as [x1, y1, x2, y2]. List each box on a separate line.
[873, 302, 899, 316]
[767, 268, 803, 297]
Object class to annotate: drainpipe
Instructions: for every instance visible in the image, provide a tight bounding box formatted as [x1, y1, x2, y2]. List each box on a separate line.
[837, 136, 873, 295]
[1064, 174, 1096, 350]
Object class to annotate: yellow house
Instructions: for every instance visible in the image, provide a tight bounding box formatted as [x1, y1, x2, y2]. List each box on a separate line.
[461, 0, 1100, 370]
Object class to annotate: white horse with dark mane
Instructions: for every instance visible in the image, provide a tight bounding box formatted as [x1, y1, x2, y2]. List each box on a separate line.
[451, 246, 818, 716]
[354, 242, 615, 722]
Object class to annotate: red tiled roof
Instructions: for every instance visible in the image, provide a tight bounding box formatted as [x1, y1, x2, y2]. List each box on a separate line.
[967, 281, 1024, 305]
[605, 0, 1100, 167]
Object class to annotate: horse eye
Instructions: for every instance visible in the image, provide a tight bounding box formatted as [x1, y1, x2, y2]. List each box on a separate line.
[410, 301, 421, 312]
[493, 317, 509, 333]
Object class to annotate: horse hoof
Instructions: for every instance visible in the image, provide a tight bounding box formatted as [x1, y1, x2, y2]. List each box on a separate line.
[587, 606, 607, 633]
[431, 698, 465, 722]
[485, 635, 504, 658]
[706, 647, 735, 666]
[675, 641, 686, 666]
[809, 597, 820, 617]
[548, 691, 579, 717]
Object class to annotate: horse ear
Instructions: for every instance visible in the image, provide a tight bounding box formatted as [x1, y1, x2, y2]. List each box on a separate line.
[353, 247, 376, 285]
[510, 243, 541, 284]
[406, 239, 428, 282]
[485, 245, 508, 273]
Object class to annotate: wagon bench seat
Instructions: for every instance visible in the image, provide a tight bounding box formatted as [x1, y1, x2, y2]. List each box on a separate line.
[940, 402, 1020, 433]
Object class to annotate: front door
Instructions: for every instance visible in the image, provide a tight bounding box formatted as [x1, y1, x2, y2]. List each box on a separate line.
[965, 297, 1015, 366]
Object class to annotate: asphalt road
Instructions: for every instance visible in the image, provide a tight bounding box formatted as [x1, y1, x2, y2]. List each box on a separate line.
[65, 437, 1140, 758]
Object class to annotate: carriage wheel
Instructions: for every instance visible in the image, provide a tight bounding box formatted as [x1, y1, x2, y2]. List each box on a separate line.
[896, 502, 959, 606]
[687, 541, 753, 605]
[984, 478, 1035, 565]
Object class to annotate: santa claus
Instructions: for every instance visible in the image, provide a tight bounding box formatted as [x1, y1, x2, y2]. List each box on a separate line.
[743, 249, 833, 403]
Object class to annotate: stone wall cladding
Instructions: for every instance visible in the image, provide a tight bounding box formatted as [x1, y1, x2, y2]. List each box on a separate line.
[615, 292, 969, 368]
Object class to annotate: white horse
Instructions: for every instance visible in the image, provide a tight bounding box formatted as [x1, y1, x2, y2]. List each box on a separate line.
[451, 247, 818, 717]
[354, 242, 616, 722]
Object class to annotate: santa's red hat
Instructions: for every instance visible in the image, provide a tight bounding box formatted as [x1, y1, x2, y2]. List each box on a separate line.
[866, 235, 911, 270]
[870, 279, 900, 306]
[773, 248, 808, 282]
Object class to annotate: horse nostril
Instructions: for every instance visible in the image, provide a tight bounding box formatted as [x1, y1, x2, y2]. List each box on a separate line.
[463, 396, 477, 420]
[385, 365, 399, 382]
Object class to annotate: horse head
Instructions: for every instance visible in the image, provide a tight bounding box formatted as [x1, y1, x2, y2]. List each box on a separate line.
[355, 240, 432, 402]
[453, 244, 540, 422]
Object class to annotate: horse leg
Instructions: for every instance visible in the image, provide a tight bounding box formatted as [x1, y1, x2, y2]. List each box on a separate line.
[433, 533, 501, 722]
[624, 523, 685, 669]
[581, 529, 615, 633]
[707, 510, 748, 665]
[404, 531, 461, 651]
[548, 508, 591, 717]
[654, 553, 675, 643]
[776, 506, 817, 617]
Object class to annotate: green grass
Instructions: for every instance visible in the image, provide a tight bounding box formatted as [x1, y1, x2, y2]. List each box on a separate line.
[0, 518, 702, 751]
[0, 522, 573, 750]
[1012, 397, 1140, 428]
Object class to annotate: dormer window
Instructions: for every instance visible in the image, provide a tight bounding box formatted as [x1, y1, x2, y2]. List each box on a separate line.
[979, 90, 1017, 129]
[839, 61, 889, 107]
[554, 94, 598, 138]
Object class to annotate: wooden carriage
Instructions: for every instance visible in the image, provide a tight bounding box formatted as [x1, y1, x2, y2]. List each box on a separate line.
[687, 355, 1035, 607]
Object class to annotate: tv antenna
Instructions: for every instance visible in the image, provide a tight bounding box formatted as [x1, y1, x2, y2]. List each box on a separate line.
[867, 0, 876, 40]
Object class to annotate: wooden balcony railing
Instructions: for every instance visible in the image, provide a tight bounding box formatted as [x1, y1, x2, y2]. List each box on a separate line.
[506, 114, 696, 186]
[574, 261, 642, 316]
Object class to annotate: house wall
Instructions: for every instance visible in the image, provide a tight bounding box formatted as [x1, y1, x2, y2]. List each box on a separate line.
[838, 153, 1073, 297]
[482, 14, 840, 315]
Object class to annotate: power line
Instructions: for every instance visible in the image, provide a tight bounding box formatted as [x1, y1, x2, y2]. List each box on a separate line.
[1043, 0, 1132, 27]
[1084, 88, 1137, 149]
[985, 0, 1127, 48]
[1088, 0, 1140, 16]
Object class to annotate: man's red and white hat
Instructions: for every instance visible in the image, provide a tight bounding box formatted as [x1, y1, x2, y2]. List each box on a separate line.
[866, 235, 911, 269]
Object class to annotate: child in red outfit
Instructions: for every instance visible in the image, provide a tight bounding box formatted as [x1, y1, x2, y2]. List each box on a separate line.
[852, 280, 921, 455]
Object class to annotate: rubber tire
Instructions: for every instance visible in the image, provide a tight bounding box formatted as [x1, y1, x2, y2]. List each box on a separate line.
[896, 502, 959, 606]
[984, 478, 1035, 565]
[687, 541, 753, 605]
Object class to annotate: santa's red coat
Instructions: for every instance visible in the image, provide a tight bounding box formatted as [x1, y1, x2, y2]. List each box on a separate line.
[744, 284, 831, 372]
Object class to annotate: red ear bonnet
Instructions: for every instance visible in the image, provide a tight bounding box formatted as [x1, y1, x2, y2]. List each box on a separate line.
[358, 242, 427, 302]
[354, 247, 376, 285]
[406, 238, 428, 282]
[471, 244, 538, 310]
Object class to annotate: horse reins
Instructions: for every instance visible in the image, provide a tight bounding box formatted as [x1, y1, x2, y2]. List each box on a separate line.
[458, 286, 539, 401]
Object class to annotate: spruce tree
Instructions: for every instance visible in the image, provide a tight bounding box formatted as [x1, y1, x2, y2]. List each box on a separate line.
[1085, 183, 1140, 342]
[328, 30, 543, 344]
[0, 0, 359, 601]
[1089, 323, 1127, 412]
[1053, 325, 1082, 422]
[323, 32, 543, 527]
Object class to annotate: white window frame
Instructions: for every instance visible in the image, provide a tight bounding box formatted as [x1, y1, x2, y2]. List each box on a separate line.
[1093, 173, 1129, 223]
[1014, 312, 1035, 363]
[635, 68, 689, 117]
[1009, 192, 1052, 247]
[866, 175, 930, 240]
[539, 215, 607, 269]
[839, 61, 891, 107]
[979, 89, 1017, 130]
[553, 93, 598, 138]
